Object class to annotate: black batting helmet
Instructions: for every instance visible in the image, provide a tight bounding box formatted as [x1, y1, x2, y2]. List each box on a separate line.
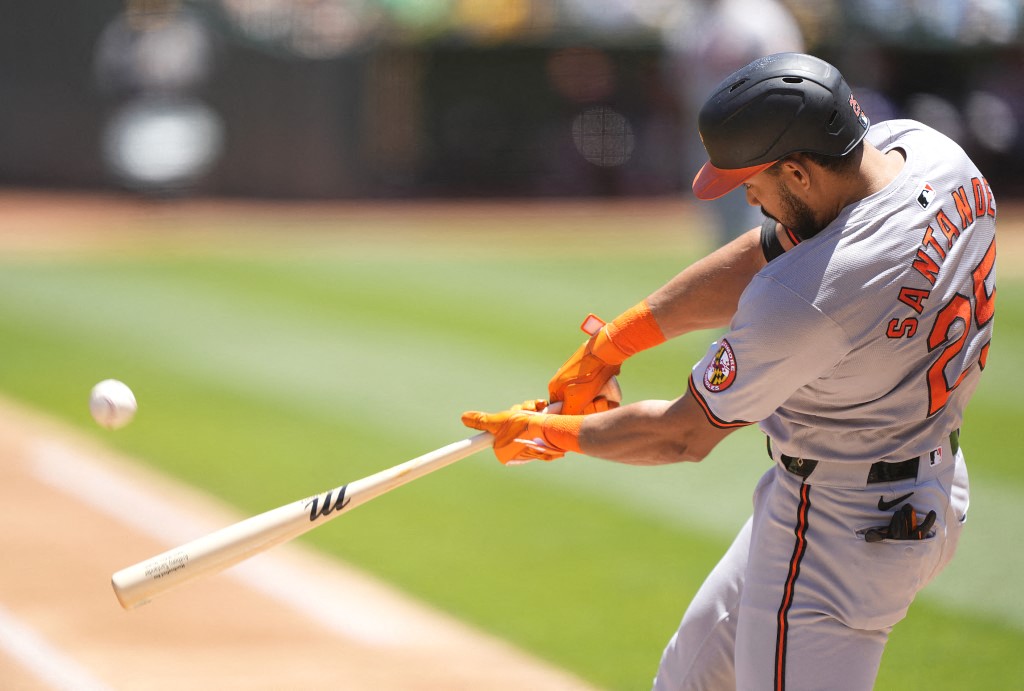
[692, 53, 870, 200]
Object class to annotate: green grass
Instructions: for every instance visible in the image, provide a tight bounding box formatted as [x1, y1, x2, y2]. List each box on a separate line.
[0, 204, 1021, 689]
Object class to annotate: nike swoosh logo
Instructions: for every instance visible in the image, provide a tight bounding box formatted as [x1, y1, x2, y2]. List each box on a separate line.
[878, 491, 914, 511]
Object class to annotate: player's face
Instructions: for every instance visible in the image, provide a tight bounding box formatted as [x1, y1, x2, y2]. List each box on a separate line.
[773, 181, 821, 239]
[744, 172, 824, 240]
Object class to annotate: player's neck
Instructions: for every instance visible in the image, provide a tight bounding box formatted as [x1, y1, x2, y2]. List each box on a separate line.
[824, 144, 905, 217]
[858, 144, 906, 199]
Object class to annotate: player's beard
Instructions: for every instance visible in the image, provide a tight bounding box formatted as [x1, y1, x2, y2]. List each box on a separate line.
[762, 181, 824, 240]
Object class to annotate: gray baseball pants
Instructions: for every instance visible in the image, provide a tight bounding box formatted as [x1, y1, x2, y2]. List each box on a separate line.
[653, 438, 968, 690]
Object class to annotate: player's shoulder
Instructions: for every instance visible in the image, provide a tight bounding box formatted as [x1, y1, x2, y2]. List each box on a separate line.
[868, 119, 971, 164]
[867, 118, 940, 144]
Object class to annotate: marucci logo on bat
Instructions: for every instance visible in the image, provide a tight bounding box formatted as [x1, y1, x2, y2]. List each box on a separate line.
[306, 486, 351, 521]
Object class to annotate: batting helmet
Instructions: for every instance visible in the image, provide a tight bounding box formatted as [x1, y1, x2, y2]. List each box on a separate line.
[692, 53, 870, 200]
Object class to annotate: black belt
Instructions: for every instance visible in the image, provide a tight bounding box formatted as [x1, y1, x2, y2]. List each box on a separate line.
[769, 431, 959, 484]
[781, 455, 918, 483]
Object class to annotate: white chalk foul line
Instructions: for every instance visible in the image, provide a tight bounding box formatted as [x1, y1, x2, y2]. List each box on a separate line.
[28, 438, 443, 647]
[0, 603, 112, 691]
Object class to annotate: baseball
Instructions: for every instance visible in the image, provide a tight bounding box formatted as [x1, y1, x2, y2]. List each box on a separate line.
[89, 379, 137, 430]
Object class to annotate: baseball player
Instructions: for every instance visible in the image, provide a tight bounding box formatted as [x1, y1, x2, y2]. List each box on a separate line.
[462, 52, 996, 690]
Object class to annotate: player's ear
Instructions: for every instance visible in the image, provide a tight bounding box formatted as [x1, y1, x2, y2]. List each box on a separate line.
[780, 157, 812, 191]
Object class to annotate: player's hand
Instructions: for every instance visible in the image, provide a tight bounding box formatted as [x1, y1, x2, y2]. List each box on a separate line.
[461, 400, 567, 464]
[548, 318, 627, 415]
[549, 304, 664, 415]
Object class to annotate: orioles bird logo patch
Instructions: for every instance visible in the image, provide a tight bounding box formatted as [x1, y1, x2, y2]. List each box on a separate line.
[703, 340, 737, 392]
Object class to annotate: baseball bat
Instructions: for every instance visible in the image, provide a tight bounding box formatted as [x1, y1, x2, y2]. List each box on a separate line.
[111, 432, 494, 609]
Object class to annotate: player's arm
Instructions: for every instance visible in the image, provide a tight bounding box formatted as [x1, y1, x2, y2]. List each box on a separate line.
[646, 225, 766, 336]
[462, 387, 737, 466]
[576, 391, 735, 465]
[549, 225, 767, 414]
[645, 218, 799, 333]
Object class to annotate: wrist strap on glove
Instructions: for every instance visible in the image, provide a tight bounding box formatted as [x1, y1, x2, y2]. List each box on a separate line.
[536, 414, 584, 454]
[585, 300, 666, 365]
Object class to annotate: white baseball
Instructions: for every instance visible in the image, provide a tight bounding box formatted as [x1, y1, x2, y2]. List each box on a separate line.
[89, 379, 137, 430]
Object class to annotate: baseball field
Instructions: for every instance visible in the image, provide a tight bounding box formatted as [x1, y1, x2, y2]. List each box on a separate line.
[0, 190, 1021, 689]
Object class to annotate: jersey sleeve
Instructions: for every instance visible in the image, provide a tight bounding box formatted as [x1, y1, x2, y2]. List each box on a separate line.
[760, 217, 785, 262]
[688, 275, 852, 428]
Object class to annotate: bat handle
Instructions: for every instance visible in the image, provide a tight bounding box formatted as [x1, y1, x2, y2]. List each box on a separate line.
[454, 431, 495, 456]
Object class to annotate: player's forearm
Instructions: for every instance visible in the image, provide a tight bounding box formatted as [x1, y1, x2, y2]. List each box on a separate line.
[647, 227, 765, 337]
[576, 398, 720, 466]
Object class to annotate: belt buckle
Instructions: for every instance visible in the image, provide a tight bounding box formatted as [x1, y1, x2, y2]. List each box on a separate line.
[784, 455, 815, 478]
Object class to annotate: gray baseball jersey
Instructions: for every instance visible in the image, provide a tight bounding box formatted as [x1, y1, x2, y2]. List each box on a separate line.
[655, 120, 994, 690]
[689, 119, 996, 463]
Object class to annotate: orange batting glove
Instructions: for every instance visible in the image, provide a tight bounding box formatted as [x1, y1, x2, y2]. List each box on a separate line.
[461, 399, 584, 465]
[548, 301, 666, 415]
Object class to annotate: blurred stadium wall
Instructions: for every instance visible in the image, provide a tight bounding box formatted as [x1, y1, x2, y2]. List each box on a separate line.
[1, 0, 1022, 199]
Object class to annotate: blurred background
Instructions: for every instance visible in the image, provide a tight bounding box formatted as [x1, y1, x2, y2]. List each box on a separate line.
[2, 0, 1023, 207]
[2, 3, 1023, 689]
